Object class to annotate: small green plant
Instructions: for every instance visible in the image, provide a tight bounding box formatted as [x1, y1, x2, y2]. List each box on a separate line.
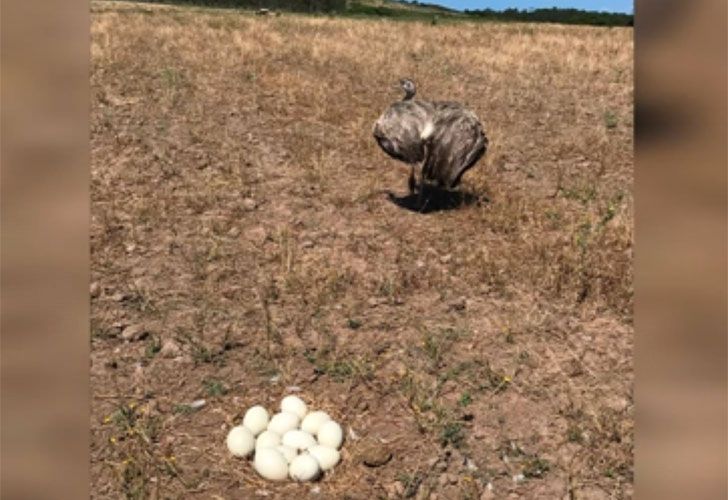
[347, 318, 362, 330]
[91, 320, 116, 340]
[423, 332, 442, 364]
[603, 462, 632, 480]
[566, 424, 584, 443]
[192, 344, 219, 364]
[600, 192, 625, 226]
[324, 360, 354, 380]
[120, 287, 158, 315]
[377, 277, 396, 298]
[397, 471, 425, 496]
[173, 403, 197, 415]
[202, 378, 227, 397]
[562, 184, 597, 205]
[575, 221, 593, 250]
[121, 459, 146, 498]
[111, 404, 137, 432]
[324, 359, 372, 382]
[422, 327, 465, 368]
[109, 402, 161, 444]
[472, 360, 511, 394]
[604, 110, 618, 129]
[177, 330, 226, 366]
[441, 421, 465, 448]
[499, 440, 551, 479]
[439, 361, 473, 383]
[104, 398, 174, 498]
[304, 349, 317, 365]
[396, 472, 414, 489]
[544, 208, 563, 227]
[523, 456, 551, 478]
[458, 392, 472, 407]
[161, 67, 182, 87]
[307, 349, 373, 383]
[144, 335, 161, 359]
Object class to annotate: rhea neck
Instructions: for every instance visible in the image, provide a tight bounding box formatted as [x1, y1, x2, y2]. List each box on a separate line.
[402, 87, 416, 101]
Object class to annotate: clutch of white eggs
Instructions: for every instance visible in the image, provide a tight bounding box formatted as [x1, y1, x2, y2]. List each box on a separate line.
[226, 395, 344, 482]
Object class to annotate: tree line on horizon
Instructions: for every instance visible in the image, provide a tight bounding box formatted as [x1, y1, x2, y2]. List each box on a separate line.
[131, 0, 633, 26]
[461, 6, 633, 26]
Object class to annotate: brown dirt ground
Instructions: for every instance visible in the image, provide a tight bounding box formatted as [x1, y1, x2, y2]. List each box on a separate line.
[90, 2, 634, 498]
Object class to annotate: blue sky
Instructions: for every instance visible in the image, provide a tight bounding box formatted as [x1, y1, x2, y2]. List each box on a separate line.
[430, 0, 633, 13]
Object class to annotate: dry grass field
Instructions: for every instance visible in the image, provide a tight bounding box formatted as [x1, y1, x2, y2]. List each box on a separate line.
[90, 1, 634, 498]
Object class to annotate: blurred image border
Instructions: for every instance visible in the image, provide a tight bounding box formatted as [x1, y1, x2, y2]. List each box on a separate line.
[635, 0, 727, 498]
[1, 0, 90, 498]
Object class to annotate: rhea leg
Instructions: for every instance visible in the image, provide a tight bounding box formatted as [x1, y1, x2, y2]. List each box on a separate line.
[412, 166, 430, 211]
[417, 140, 435, 209]
[408, 164, 417, 194]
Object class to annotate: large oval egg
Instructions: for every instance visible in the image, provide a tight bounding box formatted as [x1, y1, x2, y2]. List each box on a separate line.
[253, 448, 289, 481]
[255, 430, 281, 450]
[277, 444, 298, 464]
[308, 445, 341, 471]
[301, 410, 331, 435]
[226, 426, 255, 457]
[268, 412, 300, 435]
[282, 429, 317, 450]
[280, 395, 308, 419]
[242, 405, 269, 436]
[317, 421, 344, 449]
[289, 453, 321, 481]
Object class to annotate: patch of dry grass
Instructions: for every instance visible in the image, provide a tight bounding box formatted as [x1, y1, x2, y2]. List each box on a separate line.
[91, 2, 633, 498]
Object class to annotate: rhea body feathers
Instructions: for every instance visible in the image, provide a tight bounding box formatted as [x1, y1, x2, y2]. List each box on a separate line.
[373, 79, 488, 192]
[373, 100, 435, 165]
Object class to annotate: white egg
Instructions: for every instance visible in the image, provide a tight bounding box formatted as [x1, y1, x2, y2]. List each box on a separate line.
[277, 444, 298, 463]
[300, 410, 331, 435]
[308, 445, 341, 471]
[253, 448, 289, 481]
[282, 429, 317, 450]
[268, 411, 300, 435]
[317, 421, 343, 449]
[280, 395, 308, 419]
[255, 430, 281, 450]
[226, 426, 255, 457]
[242, 405, 269, 436]
[289, 453, 321, 481]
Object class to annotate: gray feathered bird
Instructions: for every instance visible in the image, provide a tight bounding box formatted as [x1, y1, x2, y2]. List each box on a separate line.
[372, 78, 488, 196]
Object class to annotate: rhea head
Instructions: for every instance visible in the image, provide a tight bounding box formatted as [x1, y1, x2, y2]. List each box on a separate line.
[398, 78, 416, 100]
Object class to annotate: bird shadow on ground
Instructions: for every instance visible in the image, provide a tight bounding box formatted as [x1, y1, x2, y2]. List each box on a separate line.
[386, 186, 487, 214]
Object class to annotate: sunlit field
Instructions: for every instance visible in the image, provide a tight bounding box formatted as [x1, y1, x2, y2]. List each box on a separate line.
[91, 2, 633, 497]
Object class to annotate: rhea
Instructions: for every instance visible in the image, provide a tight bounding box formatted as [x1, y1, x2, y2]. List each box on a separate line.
[372, 79, 488, 199]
